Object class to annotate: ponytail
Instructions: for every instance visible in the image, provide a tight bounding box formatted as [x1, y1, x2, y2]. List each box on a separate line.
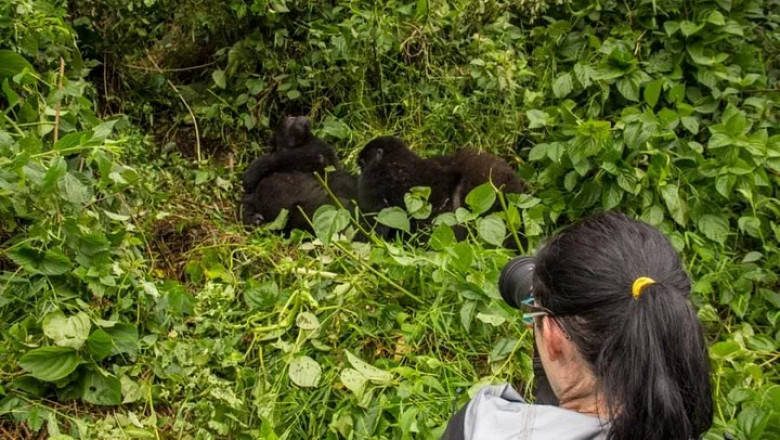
[534, 212, 713, 440]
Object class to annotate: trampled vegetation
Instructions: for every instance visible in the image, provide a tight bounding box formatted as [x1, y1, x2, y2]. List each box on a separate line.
[0, 0, 778, 439]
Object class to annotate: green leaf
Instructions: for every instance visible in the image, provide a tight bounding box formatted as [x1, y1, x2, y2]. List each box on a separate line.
[2, 78, 19, 107]
[345, 351, 392, 385]
[0, 50, 35, 83]
[710, 340, 741, 358]
[288, 356, 321, 388]
[81, 370, 122, 406]
[679, 21, 704, 37]
[312, 205, 350, 244]
[245, 280, 279, 310]
[738, 216, 761, 238]
[465, 183, 496, 215]
[476, 216, 505, 246]
[87, 329, 113, 361]
[644, 79, 663, 107]
[661, 185, 688, 227]
[680, 116, 699, 134]
[42, 311, 91, 349]
[376, 207, 410, 233]
[59, 173, 92, 206]
[429, 224, 456, 251]
[552, 73, 573, 98]
[617, 78, 640, 101]
[7, 247, 72, 276]
[19, 347, 80, 382]
[296, 312, 320, 331]
[103, 324, 139, 357]
[212, 69, 227, 88]
[697, 214, 729, 245]
[526, 109, 550, 129]
[340, 368, 367, 398]
[42, 156, 67, 192]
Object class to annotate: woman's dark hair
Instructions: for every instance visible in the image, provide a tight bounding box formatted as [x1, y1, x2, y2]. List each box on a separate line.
[533, 212, 713, 440]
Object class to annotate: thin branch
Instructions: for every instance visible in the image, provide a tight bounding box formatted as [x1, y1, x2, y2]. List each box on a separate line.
[53, 57, 65, 144]
[125, 61, 216, 73]
[145, 52, 202, 164]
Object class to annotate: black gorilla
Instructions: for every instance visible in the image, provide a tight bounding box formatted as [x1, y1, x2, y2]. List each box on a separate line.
[242, 171, 356, 231]
[437, 149, 527, 211]
[242, 116, 357, 232]
[242, 116, 340, 194]
[357, 136, 462, 217]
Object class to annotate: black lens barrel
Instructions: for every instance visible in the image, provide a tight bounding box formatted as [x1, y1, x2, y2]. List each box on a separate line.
[498, 256, 536, 309]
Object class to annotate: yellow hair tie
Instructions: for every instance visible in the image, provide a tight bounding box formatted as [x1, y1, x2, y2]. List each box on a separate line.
[632, 277, 656, 300]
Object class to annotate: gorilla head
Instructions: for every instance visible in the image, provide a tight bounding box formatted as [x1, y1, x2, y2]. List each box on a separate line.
[272, 116, 313, 152]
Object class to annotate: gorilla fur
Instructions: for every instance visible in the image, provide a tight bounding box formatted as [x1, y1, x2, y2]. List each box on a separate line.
[242, 116, 340, 194]
[357, 137, 462, 238]
[242, 116, 357, 232]
[242, 171, 356, 231]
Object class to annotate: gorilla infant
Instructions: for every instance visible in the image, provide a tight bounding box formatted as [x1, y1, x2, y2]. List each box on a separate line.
[242, 116, 340, 194]
[242, 116, 357, 232]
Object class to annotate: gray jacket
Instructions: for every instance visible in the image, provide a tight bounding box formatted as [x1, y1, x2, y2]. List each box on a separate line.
[442, 384, 609, 440]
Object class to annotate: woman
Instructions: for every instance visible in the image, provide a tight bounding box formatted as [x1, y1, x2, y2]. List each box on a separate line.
[443, 212, 713, 440]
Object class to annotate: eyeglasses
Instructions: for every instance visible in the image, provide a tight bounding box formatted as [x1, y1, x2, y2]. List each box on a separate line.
[520, 297, 571, 339]
[520, 297, 553, 324]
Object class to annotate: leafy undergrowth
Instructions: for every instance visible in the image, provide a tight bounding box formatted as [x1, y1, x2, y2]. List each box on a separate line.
[1, 0, 780, 439]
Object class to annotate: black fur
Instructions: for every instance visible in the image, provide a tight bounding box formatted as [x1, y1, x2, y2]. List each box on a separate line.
[435, 149, 526, 210]
[242, 116, 339, 193]
[242, 116, 357, 232]
[242, 171, 357, 232]
[357, 136, 461, 234]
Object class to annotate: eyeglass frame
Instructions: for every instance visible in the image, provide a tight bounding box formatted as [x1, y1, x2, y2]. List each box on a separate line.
[520, 297, 571, 340]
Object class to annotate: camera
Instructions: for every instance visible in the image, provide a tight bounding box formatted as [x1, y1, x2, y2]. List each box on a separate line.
[498, 256, 536, 309]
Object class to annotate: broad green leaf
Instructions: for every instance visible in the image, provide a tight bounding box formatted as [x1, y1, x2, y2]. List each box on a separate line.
[552, 73, 573, 98]
[43, 311, 91, 349]
[616, 78, 639, 101]
[0, 50, 35, 83]
[288, 356, 321, 388]
[340, 368, 367, 397]
[59, 173, 92, 206]
[429, 224, 456, 251]
[42, 156, 67, 191]
[312, 204, 350, 244]
[661, 185, 688, 226]
[19, 347, 80, 382]
[87, 329, 113, 361]
[476, 313, 506, 327]
[476, 216, 505, 246]
[245, 280, 279, 310]
[465, 183, 496, 215]
[212, 69, 227, 88]
[296, 312, 320, 331]
[709, 340, 741, 358]
[346, 351, 392, 385]
[526, 109, 550, 128]
[679, 21, 704, 37]
[697, 214, 729, 245]
[644, 79, 663, 107]
[103, 323, 139, 357]
[7, 247, 72, 276]
[738, 217, 761, 238]
[680, 116, 699, 134]
[81, 370, 122, 406]
[376, 207, 410, 233]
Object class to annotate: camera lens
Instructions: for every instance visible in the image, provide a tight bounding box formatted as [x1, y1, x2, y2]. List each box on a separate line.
[499, 256, 536, 309]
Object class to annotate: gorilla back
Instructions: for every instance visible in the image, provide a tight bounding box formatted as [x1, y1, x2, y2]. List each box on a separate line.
[242, 116, 340, 194]
[357, 136, 461, 215]
[243, 171, 356, 233]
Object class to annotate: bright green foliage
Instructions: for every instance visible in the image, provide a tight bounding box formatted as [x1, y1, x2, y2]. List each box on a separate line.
[1, 0, 779, 439]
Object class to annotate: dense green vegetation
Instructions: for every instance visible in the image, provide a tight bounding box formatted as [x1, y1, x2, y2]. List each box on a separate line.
[1, 0, 778, 438]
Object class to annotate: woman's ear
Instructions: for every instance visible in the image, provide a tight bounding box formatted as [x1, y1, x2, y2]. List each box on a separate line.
[540, 318, 566, 362]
